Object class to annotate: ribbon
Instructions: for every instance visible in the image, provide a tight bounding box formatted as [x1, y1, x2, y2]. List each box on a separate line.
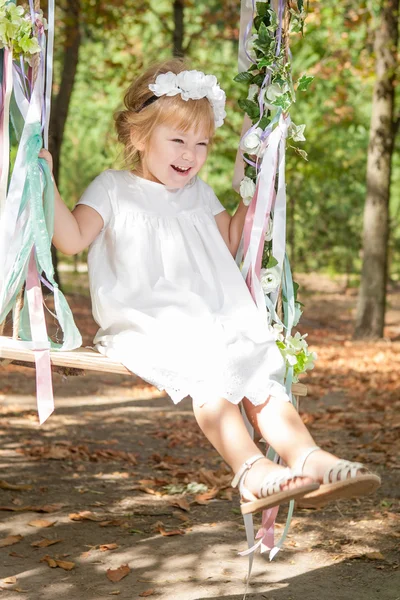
[0, 48, 13, 216]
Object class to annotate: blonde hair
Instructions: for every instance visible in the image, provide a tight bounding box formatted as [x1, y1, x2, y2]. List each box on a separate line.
[114, 59, 216, 171]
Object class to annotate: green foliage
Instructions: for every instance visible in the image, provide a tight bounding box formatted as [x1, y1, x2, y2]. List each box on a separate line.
[56, 1, 399, 277]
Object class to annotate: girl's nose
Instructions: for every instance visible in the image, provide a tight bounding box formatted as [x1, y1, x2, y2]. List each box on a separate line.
[182, 148, 195, 162]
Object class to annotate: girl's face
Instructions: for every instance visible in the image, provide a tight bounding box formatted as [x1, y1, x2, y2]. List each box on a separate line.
[137, 123, 210, 188]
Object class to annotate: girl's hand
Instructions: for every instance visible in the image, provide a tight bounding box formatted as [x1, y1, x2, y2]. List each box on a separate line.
[38, 148, 54, 173]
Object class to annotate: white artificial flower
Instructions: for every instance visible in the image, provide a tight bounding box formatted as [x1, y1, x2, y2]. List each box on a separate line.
[245, 33, 258, 60]
[260, 265, 281, 294]
[271, 323, 284, 342]
[241, 127, 263, 155]
[265, 217, 273, 242]
[239, 176, 256, 205]
[149, 72, 180, 97]
[293, 302, 303, 327]
[247, 84, 259, 101]
[148, 70, 226, 128]
[265, 82, 290, 102]
[289, 122, 306, 142]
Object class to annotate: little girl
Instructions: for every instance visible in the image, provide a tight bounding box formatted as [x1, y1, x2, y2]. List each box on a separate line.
[40, 58, 380, 515]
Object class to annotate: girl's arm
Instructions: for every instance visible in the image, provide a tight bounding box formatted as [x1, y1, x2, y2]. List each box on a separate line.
[214, 200, 248, 257]
[39, 149, 104, 256]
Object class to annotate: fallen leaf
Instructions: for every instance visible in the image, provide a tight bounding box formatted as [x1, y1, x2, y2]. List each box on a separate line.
[109, 592, 121, 596]
[139, 590, 156, 597]
[100, 543, 118, 551]
[9, 552, 25, 558]
[169, 498, 190, 512]
[40, 555, 75, 570]
[0, 535, 23, 548]
[28, 519, 56, 528]
[194, 488, 218, 505]
[40, 555, 58, 568]
[69, 511, 105, 522]
[12, 587, 29, 593]
[365, 551, 385, 560]
[106, 564, 131, 583]
[0, 480, 32, 491]
[157, 525, 185, 537]
[30, 538, 63, 548]
[2, 576, 17, 584]
[55, 559, 75, 571]
[99, 519, 125, 527]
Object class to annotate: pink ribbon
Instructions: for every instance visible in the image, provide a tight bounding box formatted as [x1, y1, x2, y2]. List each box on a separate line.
[26, 250, 54, 424]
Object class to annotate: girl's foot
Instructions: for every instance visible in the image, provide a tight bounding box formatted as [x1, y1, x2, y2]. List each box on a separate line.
[233, 455, 320, 515]
[244, 458, 315, 497]
[291, 446, 381, 507]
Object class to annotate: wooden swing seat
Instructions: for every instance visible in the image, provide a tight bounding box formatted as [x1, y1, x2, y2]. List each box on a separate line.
[0, 335, 307, 396]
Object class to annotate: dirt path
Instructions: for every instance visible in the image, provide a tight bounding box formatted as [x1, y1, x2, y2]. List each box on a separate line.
[0, 273, 399, 599]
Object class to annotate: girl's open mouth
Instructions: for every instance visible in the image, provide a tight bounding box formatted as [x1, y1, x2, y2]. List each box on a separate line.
[171, 165, 191, 175]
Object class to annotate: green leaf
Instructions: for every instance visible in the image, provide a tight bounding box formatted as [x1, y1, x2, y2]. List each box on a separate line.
[233, 71, 254, 84]
[297, 0, 304, 11]
[267, 256, 278, 268]
[238, 98, 260, 120]
[257, 56, 272, 69]
[297, 74, 314, 91]
[252, 73, 266, 86]
[258, 21, 270, 46]
[256, 2, 268, 17]
[244, 165, 257, 180]
[259, 115, 271, 130]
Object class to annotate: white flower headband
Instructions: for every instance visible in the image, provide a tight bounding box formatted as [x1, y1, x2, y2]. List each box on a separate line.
[139, 70, 227, 129]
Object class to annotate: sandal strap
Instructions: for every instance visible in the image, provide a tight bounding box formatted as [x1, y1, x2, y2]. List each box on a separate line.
[292, 445, 321, 474]
[231, 454, 265, 488]
[324, 460, 366, 484]
[260, 467, 296, 497]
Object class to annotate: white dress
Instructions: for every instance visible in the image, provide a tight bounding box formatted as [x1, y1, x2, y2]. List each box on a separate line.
[77, 169, 290, 407]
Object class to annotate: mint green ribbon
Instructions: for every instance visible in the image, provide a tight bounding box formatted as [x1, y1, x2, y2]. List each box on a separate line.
[0, 121, 81, 350]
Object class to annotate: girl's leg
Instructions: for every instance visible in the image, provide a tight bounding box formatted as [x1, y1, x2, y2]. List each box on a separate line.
[192, 397, 315, 498]
[242, 396, 344, 481]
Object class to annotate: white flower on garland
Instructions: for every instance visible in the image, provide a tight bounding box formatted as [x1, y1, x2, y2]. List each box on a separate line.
[247, 83, 259, 101]
[265, 82, 290, 102]
[288, 122, 306, 142]
[239, 176, 256, 205]
[293, 302, 303, 327]
[240, 127, 263, 155]
[277, 332, 318, 381]
[260, 265, 281, 294]
[271, 323, 284, 343]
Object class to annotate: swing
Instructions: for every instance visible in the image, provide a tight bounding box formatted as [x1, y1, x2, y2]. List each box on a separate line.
[0, 0, 308, 425]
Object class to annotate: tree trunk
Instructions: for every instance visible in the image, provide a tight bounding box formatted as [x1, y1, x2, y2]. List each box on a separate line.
[173, 0, 184, 57]
[48, 0, 81, 287]
[354, 0, 399, 340]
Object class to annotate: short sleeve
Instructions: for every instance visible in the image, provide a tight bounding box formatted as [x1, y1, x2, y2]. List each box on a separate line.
[204, 182, 226, 216]
[76, 172, 112, 230]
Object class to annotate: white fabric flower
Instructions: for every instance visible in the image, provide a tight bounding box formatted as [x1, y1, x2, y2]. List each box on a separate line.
[241, 127, 263, 155]
[247, 84, 259, 101]
[149, 72, 180, 97]
[271, 323, 284, 343]
[239, 177, 256, 205]
[260, 265, 281, 294]
[265, 82, 290, 102]
[148, 70, 226, 128]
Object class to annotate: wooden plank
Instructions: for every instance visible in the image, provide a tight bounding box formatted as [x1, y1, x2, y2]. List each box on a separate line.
[0, 336, 307, 395]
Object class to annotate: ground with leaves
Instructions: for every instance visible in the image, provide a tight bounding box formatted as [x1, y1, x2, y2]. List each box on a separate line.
[0, 273, 399, 600]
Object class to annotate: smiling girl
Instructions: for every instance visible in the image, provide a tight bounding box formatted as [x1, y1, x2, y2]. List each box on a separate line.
[39, 59, 380, 516]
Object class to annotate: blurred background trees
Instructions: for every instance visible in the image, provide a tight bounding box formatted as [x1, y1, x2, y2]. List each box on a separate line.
[48, 0, 399, 338]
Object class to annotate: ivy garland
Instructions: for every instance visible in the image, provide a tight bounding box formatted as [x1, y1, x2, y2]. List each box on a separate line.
[235, 0, 316, 382]
[0, 0, 45, 61]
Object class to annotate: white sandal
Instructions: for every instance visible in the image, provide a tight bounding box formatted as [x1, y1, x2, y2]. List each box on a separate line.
[293, 446, 381, 507]
[232, 453, 320, 515]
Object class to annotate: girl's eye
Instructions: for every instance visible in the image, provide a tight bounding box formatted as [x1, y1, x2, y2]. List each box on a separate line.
[198, 142, 208, 146]
[172, 139, 184, 143]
